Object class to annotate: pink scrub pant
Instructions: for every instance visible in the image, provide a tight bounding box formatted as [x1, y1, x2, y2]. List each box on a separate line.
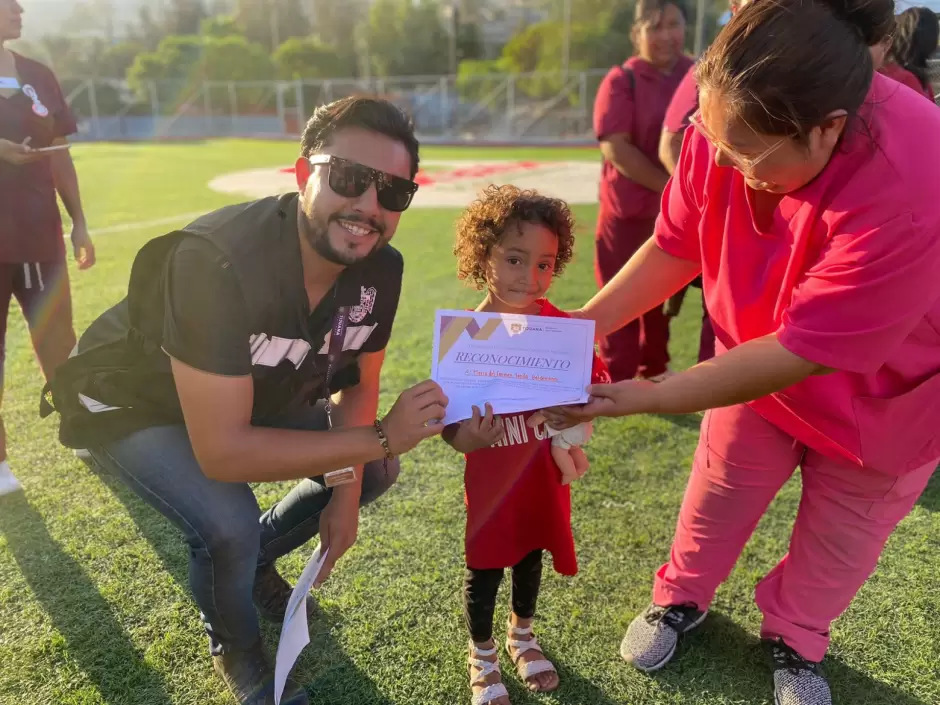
[653, 402, 937, 662]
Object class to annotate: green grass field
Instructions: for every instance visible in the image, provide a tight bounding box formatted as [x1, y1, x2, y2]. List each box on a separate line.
[1, 140, 938, 705]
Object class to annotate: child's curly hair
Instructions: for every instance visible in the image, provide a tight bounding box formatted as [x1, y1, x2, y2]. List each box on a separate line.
[454, 184, 575, 290]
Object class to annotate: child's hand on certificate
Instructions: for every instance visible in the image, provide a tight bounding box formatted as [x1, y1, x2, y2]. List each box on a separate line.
[447, 403, 504, 453]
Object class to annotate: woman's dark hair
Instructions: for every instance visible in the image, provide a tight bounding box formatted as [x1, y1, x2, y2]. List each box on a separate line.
[301, 96, 420, 178]
[890, 7, 939, 90]
[696, 0, 896, 140]
[634, 0, 688, 27]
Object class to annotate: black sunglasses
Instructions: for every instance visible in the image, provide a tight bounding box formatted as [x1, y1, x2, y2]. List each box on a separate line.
[308, 155, 419, 212]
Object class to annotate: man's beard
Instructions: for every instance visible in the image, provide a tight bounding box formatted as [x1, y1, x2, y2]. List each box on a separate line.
[301, 212, 387, 266]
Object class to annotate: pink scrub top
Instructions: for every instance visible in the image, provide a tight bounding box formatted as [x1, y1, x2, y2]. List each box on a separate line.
[655, 73, 940, 476]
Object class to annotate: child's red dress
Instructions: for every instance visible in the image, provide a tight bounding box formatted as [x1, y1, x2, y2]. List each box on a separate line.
[463, 299, 610, 575]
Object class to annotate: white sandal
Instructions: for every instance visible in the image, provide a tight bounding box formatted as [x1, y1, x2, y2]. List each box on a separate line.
[505, 624, 559, 692]
[468, 641, 509, 705]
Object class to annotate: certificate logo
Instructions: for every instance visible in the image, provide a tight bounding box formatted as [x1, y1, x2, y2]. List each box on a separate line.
[437, 315, 502, 362]
[511, 323, 522, 334]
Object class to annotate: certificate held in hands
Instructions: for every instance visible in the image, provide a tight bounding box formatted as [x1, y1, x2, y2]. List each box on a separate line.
[431, 309, 596, 425]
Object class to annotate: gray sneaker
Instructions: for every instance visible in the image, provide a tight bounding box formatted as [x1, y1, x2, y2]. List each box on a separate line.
[620, 603, 707, 672]
[765, 639, 832, 705]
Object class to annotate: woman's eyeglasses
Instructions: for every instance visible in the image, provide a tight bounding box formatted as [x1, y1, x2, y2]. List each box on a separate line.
[308, 155, 419, 212]
[689, 110, 785, 175]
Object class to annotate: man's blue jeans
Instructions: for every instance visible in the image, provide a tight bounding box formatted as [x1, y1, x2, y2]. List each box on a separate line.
[87, 402, 399, 655]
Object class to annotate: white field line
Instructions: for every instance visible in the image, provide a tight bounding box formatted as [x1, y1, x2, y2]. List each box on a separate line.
[80, 158, 596, 237]
[79, 211, 207, 237]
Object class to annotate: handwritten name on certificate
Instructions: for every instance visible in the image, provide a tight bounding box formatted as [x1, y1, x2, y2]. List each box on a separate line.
[431, 310, 596, 425]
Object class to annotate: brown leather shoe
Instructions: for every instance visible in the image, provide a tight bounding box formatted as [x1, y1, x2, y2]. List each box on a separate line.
[212, 640, 308, 704]
[253, 562, 297, 623]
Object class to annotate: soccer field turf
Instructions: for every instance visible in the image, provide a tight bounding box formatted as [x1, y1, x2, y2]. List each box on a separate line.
[0, 140, 937, 705]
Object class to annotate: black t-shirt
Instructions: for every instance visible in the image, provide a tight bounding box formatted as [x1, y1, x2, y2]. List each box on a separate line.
[75, 195, 403, 433]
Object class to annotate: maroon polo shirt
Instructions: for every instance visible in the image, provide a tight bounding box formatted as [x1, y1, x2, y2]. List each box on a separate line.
[663, 64, 699, 134]
[879, 62, 935, 102]
[593, 54, 693, 223]
[0, 52, 76, 263]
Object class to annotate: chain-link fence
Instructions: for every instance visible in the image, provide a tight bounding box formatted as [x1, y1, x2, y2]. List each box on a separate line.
[64, 60, 940, 145]
[63, 71, 611, 144]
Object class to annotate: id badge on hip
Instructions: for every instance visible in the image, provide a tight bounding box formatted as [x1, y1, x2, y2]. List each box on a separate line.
[324, 466, 357, 488]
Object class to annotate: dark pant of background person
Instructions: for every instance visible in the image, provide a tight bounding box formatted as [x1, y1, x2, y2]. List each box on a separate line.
[666, 280, 716, 365]
[0, 261, 76, 459]
[87, 401, 399, 656]
[463, 550, 543, 643]
[594, 216, 670, 382]
[699, 307, 716, 362]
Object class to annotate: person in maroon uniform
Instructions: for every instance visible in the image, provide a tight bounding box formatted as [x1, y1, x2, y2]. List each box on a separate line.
[0, 0, 94, 495]
[657, 0, 750, 366]
[593, 0, 692, 383]
[880, 7, 938, 102]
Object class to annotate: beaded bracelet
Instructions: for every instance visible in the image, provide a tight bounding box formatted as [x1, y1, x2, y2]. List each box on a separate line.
[374, 419, 394, 460]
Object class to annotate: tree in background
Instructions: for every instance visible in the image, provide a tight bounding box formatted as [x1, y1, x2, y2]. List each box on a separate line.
[64, 0, 116, 43]
[99, 41, 147, 79]
[11, 0, 733, 96]
[273, 37, 347, 79]
[456, 21, 485, 63]
[202, 15, 242, 39]
[308, 0, 362, 79]
[363, 0, 449, 77]
[164, 0, 208, 36]
[202, 36, 276, 81]
[130, 6, 166, 51]
[236, 0, 310, 52]
[362, 0, 402, 77]
[127, 34, 274, 111]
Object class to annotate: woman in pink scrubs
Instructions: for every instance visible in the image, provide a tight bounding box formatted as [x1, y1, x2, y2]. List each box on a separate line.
[543, 0, 940, 703]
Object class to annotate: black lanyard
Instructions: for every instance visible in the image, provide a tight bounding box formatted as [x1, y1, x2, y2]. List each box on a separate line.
[321, 303, 382, 486]
[322, 305, 350, 430]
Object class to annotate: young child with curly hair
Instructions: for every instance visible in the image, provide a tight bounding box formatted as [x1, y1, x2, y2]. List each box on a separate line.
[442, 185, 609, 705]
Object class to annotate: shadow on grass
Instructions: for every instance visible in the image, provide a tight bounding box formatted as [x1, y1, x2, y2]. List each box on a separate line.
[272, 604, 395, 705]
[0, 492, 173, 705]
[503, 660, 625, 705]
[84, 459, 394, 704]
[915, 468, 940, 512]
[652, 412, 704, 432]
[651, 612, 929, 705]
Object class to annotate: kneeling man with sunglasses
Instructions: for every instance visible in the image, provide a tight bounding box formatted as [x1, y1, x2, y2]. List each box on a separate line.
[42, 97, 447, 705]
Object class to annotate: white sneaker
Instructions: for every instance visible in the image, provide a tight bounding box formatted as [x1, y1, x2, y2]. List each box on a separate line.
[0, 460, 22, 496]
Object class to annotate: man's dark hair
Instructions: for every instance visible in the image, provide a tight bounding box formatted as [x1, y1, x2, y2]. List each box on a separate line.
[300, 96, 420, 178]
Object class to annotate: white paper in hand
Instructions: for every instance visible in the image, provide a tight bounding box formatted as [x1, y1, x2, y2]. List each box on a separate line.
[274, 545, 330, 705]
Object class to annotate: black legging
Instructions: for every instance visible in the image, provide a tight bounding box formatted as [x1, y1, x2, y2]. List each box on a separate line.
[463, 550, 543, 643]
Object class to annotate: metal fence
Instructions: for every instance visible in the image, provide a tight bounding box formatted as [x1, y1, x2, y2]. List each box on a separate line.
[63, 61, 940, 145]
